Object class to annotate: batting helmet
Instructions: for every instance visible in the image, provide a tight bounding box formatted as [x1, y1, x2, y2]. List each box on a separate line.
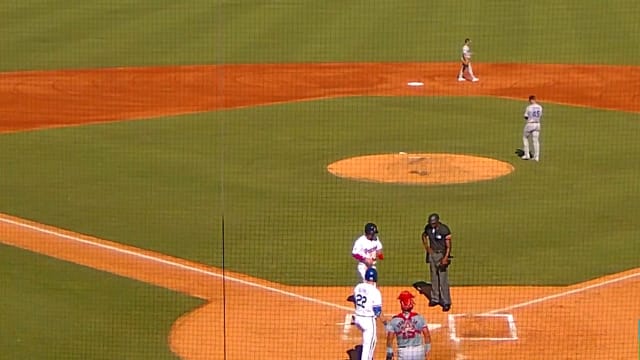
[428, 213, 440, 225]
[364, 268, 378, 282]
[364, 222, 378, 235]
[398, 290, 415, 311]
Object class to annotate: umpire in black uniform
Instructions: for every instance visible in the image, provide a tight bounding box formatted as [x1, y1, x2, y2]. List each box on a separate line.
[421, 213, 452, 312]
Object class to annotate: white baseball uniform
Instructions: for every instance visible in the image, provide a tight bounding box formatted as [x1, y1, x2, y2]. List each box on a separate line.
[458, 42, 478, 81]
[353, 282, 383, 360]
[462, 44, 472, 61]
[523, 102, 543, 160]
[352, 235, 383, 282]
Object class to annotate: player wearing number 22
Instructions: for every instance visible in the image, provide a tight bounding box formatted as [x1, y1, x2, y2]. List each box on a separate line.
[385, 291, 432, 360]
[352, 268, 386, 360]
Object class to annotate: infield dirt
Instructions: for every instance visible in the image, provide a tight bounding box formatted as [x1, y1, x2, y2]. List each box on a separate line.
[1, 62, 639, 359]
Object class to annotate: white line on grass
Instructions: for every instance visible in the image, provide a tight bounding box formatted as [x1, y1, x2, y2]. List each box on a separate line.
[0, 216, 354, 312]
[2, 215, 638, 327]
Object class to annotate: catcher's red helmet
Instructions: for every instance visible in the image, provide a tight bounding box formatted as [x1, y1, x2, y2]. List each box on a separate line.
[398, 290, 415, 311]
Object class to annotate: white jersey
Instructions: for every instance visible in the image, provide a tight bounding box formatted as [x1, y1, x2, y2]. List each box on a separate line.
[353, 282, 382, 317]
[524, 103, 543, 124]
[462, 44, 472, 60]
[352, 235, 383, 264]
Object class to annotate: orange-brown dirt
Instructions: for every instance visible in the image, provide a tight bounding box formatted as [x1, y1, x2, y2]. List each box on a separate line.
[0, 62, 639, 359]
[327, 153, 514, 185]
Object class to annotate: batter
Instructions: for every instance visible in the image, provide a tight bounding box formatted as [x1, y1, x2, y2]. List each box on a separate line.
[353, 268, 386, 360]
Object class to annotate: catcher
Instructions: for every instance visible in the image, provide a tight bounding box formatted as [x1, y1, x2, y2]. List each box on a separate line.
[385, 291, 432, 360]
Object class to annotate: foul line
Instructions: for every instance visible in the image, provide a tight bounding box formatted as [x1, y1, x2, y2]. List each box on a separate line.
[2, 214, 638, 321]
[0, 216, 354, 313]
[483, 270, 640, 314]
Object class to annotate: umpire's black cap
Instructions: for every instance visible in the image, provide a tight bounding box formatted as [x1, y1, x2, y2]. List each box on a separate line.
[428, 213, 440, 225]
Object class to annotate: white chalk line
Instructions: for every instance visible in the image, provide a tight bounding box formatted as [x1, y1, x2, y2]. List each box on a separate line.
[0, 215, 448, 335]
[2, 214, 638, 337]
[448, 269, 640, 348]
[483, 270, 640, 315]
[0, 216, 354, 313]
[448, 313, 518, 342]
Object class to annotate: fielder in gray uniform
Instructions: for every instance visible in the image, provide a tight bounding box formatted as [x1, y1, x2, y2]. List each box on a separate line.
[521, 95, 543, 161]
[385, 291, 432, 360]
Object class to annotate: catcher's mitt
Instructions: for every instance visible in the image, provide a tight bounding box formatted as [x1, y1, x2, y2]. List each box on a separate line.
[412, 281, 433, 301]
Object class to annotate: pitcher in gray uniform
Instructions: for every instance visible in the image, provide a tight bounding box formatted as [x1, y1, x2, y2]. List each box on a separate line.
[521, 95, 543, 161]
[385, 290, 432, 360]
[421, 213, 453, 312]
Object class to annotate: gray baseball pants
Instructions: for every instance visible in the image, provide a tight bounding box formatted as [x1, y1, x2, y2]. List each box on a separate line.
[428, 252, 451, 305]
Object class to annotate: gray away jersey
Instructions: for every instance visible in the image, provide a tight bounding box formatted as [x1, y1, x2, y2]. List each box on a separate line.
[387, 312, 427, 347]
[524, 104, 543, 123]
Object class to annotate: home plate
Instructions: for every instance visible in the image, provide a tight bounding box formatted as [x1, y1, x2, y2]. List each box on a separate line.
[407, 81, 424, 87]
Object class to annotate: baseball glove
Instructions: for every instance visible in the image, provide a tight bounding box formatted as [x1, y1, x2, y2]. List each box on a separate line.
[346, 345, 362, 360]
[412, 281, 433, 301]
[515, 148, 533, 158]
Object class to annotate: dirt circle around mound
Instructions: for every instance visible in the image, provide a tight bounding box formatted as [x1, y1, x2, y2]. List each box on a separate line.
[327, 153, 514, 185]
[2, 62, 639, 360]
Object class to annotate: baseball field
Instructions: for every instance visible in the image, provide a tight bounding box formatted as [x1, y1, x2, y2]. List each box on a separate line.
[0, 1, 639, 359]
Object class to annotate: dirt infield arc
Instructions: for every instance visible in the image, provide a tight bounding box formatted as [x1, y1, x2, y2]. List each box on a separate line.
[1, 214, 639, 359]
[1, 62, 640, 133]
[1, 62, 640, 359]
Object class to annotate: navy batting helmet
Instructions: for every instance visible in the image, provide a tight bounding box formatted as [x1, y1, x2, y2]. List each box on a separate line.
[364, 222, 378, 235]
[364, 268, 378, 282]
[428, 213, 440, 225]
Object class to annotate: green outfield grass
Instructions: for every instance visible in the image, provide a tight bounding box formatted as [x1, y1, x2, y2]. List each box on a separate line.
[0, 244, 201, 359]
[1, 1, 639, 358]
[0, 0, 639, 72]
[1, 97, 638, 286]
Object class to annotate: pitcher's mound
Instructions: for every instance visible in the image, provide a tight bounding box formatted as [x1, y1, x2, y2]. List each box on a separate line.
[327, 153, 513, 185]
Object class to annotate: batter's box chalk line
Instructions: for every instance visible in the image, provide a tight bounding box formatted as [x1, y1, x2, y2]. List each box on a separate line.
[448, 313, 518, 342]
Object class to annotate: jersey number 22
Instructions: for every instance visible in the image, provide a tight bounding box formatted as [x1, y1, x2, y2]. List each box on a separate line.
[355, 294, 367, 308]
